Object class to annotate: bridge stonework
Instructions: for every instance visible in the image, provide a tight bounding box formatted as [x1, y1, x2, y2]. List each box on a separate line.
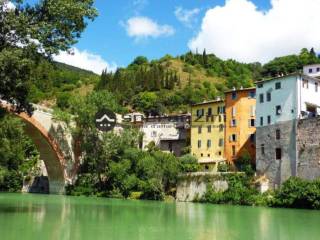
[2, 103, 79, 194]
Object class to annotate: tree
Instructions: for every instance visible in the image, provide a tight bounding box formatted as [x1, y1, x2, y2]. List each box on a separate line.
[0, 114, 39, 191]
[0, 0, 97, 113]
[132, 92, 163, 116]
[131, 56, 148, 66]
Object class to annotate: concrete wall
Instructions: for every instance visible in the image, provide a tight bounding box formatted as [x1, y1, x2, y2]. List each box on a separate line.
[176, 172, 228, 202]
[297, 117, 320, 180]
[256, 120, 297, 189]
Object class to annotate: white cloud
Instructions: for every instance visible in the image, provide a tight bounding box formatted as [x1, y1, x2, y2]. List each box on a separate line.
[189, 0, 320, 63]
[54, 48, 117, 74]
[175, 7, 200, 27]
[3, 1, 15, 11]
[124, 16, 175, 39]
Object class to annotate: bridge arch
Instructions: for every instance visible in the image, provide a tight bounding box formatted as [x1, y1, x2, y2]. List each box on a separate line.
[2, 103, 76, 194]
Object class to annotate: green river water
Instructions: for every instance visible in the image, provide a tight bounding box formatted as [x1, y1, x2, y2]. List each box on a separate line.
[0, 193, 319, 240]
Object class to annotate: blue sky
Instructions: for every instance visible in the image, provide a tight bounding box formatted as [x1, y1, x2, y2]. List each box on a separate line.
[75, 0, 271, 67]
[52, 0, 320, 74]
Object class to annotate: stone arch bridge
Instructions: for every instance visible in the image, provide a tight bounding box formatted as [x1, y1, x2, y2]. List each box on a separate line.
[1, 102, 80, 194]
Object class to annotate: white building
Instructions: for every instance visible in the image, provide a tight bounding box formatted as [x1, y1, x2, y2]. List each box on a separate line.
[256, 71, 320, 189]
[303, 64, 320, 79]
[140, 115, 190, 156]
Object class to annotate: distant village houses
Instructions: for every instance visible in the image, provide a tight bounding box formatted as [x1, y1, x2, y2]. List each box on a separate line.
[123, 64, 320, 190]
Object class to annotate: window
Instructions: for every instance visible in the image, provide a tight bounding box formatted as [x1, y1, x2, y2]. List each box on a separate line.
[276, 148, 282, 160]
[198, 140, 201, 148]
[232, 146, 236, 156]
[303, 79, 309, 89]
[250, 134, 255, 143]
[232, 107, 236, 117]
[267, 116, 271, 124]
[231, 119, 237, 127]
[261, 144, 265, 155]
[196, 109, 204, 117]
[275, 82, 281, 89]
[276, 105, 282, 115]
[219, 151, 222, 156]
[207, 125, 212, 133]
[208, 154, 210, 157]
[257, 83, 263, 88]
[232, 92, 237, 100]
[207, 140, 211, 148]
[208, 108, 212, 116]
[316, 82, 318, 92]
[249, 119, 255, 127]
[259, 94, 264, 103]
[218, 115, 222, 122]
[151, 131, 157, 137]
[250, 105, 256, 117]
[219, 124, 224, 132]
[249, 91, 256, 98]
[260, 117, 264, 126]
[198, 126, 202, 134]
[276, 129, 281, 140]
[219, 138, 224, 147]
[230, 134, 237, 142]
[309, 68, 313, 73]
[201, 153, 204, 157]
[267, 92, 271, 102]
[317, 67, 320, 72]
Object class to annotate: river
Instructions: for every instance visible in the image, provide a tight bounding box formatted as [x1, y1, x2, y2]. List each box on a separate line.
[0, 193, 319, 240]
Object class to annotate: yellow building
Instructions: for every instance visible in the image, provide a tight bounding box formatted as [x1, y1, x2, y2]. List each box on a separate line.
[191, 100, 226, 172]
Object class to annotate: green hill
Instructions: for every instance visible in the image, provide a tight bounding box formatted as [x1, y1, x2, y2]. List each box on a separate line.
[31, 48, 320, 115]
[28, 59, 99, 107]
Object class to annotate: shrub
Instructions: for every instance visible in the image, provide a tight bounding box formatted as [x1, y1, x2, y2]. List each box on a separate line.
[179, 154, 200, 173]
[272, 177, 320, 209]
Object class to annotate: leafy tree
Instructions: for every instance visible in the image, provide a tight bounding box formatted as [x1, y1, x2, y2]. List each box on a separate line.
[0, 0, 97, 113]
[132, 91, 163, 116]
[0, 114, 39, 191]
[131, 56, 148, 66]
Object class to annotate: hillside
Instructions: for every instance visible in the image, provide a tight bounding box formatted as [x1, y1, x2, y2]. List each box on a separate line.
[31, 48, 320, 115]
[29, 59, 99, 107]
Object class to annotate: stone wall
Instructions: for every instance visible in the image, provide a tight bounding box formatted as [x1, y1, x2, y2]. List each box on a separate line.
[297, 117, 320, 180]
[256, 120, 297, 189]
[176, 172, 228, 202]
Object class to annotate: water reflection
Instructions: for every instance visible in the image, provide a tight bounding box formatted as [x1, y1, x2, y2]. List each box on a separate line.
[0, 194, 320, 240]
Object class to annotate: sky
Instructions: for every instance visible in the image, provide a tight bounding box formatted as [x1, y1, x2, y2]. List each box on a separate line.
[53, 0, 320, 74]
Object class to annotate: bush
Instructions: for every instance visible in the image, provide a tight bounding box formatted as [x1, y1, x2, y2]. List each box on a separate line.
[218, 163, 229, 172]
[0, 171, 23, 192]
[179, 154, 200, 173]
[271, 177, 320, 209]
[56, 92, 71, 109]
[200, 174, 260, 206]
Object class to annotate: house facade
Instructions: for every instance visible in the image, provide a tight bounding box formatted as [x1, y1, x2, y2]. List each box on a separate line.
[191, 100, 225, 172]
[256, 73, 320, 189]
[140, 114, 190, 157]
[224, 88, 256, 165]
